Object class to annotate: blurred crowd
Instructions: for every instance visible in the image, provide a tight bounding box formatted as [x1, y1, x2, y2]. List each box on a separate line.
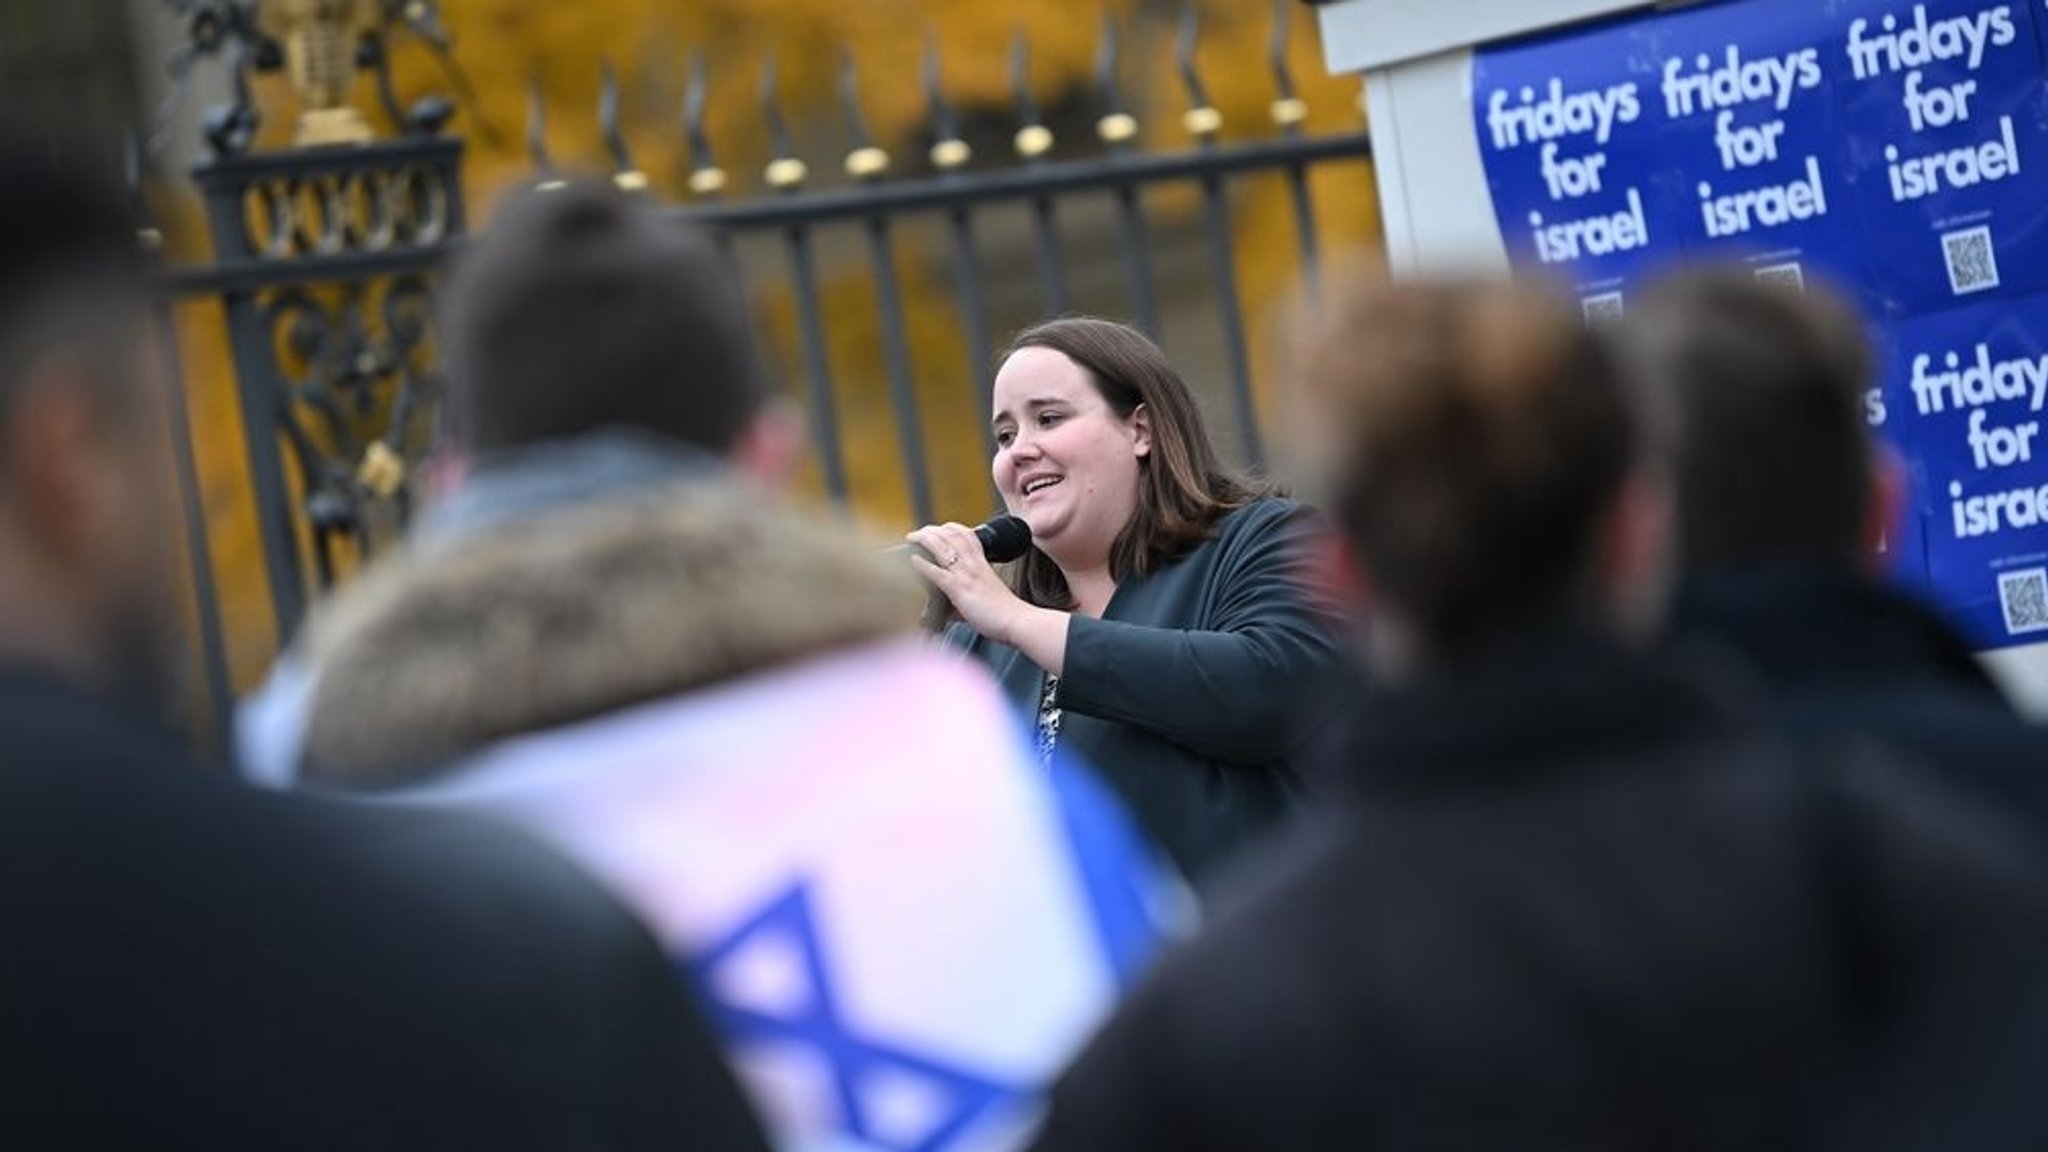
[6, 115, 2048, 1151]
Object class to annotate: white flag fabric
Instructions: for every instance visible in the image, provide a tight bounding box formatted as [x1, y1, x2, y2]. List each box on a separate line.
[390, 641, 1185, 1152]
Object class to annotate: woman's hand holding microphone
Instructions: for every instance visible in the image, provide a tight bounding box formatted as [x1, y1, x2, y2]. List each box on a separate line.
[906, 522, 1070, 676]
[906, 522, 1023, 638]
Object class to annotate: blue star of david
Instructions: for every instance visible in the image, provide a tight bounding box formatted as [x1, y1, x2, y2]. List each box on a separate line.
[690, 884, 1024, 1152]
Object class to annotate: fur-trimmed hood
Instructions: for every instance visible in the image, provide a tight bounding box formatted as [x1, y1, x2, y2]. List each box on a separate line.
[299, 482, 917, 788]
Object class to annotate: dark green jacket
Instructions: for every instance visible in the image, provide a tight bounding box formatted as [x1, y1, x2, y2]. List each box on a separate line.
[950, 498, 1346, 884]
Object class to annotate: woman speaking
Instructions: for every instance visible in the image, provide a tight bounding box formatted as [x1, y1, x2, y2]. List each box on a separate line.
[909, 318, 1343, 883]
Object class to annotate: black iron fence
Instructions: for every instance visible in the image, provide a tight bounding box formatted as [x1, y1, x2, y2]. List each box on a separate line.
[150, 2, 1373, 742]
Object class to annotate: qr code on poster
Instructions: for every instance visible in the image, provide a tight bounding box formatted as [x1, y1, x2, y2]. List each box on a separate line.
[1944, 225, 2000, 295]
[1581, 292, 1624, 324]
[1997, 567, 2048, 635]
[1754, 262, 1805, 292]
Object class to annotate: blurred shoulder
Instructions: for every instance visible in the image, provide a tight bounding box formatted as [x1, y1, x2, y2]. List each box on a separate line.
[1218, 495, 1310, 538]
[1143, 815, 1355, 989]
[1163, 497, 1302, 570]
[1196, 810, 1357, 928]
[1083, 817, 1361, 1088]
[1815, 733, 2048, 910]
[173, 776, 667, 980]
[1196, 498, 1330, 591]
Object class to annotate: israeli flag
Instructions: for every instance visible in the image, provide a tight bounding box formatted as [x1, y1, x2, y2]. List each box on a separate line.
[391, 642, 1185, 1152]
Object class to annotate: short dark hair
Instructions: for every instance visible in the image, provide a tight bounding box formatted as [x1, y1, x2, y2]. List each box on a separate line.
[438, 179, 767, 456]
[1000, 317, 1266, 610]
[1624, 269, 1873, 571]
[0, 120, 149, 442]
[1301, 278, 1652, 655]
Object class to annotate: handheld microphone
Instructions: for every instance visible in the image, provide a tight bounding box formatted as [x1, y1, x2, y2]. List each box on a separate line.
[889, 515, 1033, 564]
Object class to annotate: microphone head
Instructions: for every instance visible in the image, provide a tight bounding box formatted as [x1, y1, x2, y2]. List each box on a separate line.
[979, 515, 1033, 563]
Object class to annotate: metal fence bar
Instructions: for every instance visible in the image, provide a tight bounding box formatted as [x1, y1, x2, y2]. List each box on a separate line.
[220, 291, 311, 642]
[1110, 184, 1160, 337]
[923, 43, 998, 461]
[1026, 197, 1069, 316]
[1096, 14, 1160, 337]
[781, 224, 850, 504]
[1196, 177, 1261, 466]
[163, 246, 451, 297]
[528, 76, 555, 173]
[864, 215, 934, 525]
[760, 59, 852, 506]
[131, 129, 236, 747]
[599, 61, 648, 192]
[1179, 9, 1262, 468]
[1270, 0, 1322, 301]
[1278, 160, 1321, 301]
[682, 48, 742, 304]
[1011, 34, 1070, 316]
[277, 406, 342, 589]
[674, 133, 1372, 229]
[152, 299, 236, 747]
[838, 55, 934, 525]
[944, 204, 997, 458]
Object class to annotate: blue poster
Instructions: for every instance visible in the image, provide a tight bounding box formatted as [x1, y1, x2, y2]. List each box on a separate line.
[1888, 294, 2048, 648]
[1646, 0, 1881, 309]
[1472, 0, 2048, 650]
[1829, 0, 2048, 313]
[1471, 13, 1686, 315]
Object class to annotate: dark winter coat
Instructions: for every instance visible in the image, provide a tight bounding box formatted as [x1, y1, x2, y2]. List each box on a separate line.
[1676, 565, 2048, 824]
[1029, 633, 2048, 1152]
[0, 668, 770, 1152]
[951, 498, 1346, 883]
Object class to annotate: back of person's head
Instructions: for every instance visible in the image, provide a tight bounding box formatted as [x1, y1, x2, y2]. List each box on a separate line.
[1622, 269, 1876, 573]
[0, 126, 149, 422]
[0, 117, 169, 703]
[1297, 275, 1668, 668]
[438, 179, 768, 459]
